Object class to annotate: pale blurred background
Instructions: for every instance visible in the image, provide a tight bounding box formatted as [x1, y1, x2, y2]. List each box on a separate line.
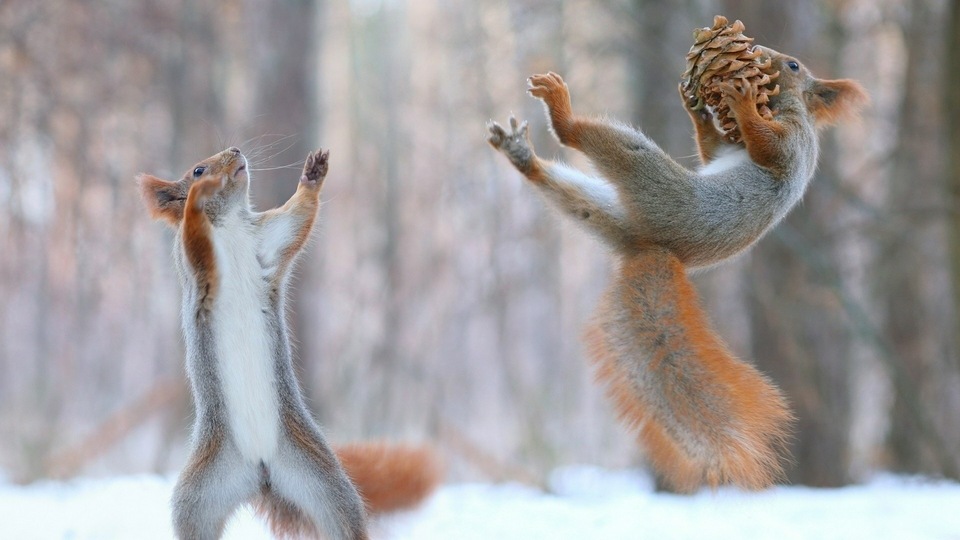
[1, 0, 958, 489]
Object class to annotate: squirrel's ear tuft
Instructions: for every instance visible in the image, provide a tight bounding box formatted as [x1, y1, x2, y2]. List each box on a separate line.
[138, 174, 185, 227]
[805, 78, 869, 128]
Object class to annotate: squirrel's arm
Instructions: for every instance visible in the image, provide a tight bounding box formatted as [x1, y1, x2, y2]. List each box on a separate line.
[182, 174, 226, 307]
[488, 117, 630, 249]
[528, 72, 690, 192]
[678, 84, 726, 165]
[529, 73, 652, 164]
[718, 81, 788, 175]
[257, 149, 327, 273]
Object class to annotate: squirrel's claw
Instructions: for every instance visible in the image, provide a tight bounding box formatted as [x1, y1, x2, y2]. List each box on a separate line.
[508, 116, 528, 136]
[527, 72, 567, 100]
[488, 116, 528, 149]
[487, 120, 508, 148]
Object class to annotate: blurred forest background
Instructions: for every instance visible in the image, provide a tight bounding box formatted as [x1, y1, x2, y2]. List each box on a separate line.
[1, 0, 958, 489]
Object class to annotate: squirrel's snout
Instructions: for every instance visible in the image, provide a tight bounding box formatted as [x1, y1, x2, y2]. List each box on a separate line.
[220, 147, 243, 164]
[220, 147, 246, 174]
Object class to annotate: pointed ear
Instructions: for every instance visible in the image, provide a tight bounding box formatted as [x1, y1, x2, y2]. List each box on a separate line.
[805, 78, 869, 128]
[137, 174, 186, 227]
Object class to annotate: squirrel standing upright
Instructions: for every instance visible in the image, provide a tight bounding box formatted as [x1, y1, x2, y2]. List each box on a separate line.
[139, 148, 440, 539]
[488, 47, 867, 491]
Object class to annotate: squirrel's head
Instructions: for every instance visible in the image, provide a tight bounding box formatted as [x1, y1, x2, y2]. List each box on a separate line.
[756, 46, 869, 129]
[138, 147, 249, 227]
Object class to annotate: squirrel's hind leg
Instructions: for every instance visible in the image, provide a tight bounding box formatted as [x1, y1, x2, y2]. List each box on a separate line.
[266, 414, 368, 540]
[171, 436, 257, 540]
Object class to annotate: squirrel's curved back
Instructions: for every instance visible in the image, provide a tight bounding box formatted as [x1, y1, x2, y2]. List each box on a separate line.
[585, 247, 794, 491]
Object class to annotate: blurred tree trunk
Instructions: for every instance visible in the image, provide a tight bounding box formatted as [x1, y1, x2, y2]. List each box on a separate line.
[363, 3, 405, 434]
[625, 0, 696, 159]
[941, 0, 960, 478]
[882, 0, 949, 476]
[948, 0, 960, 379]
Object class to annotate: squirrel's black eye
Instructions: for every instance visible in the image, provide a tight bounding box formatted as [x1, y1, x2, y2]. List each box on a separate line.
[787, 61, 800, 72]
[193, 166, 206, 178]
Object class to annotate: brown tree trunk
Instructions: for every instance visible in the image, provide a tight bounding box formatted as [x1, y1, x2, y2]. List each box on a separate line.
[948, 0, 960, 383]
[883, 0, 944, 476]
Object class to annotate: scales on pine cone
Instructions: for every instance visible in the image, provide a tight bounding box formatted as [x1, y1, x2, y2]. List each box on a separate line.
[681, 15, 780, 143]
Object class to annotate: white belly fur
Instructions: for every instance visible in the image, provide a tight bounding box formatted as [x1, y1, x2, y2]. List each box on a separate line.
[212, 218, 280, 462]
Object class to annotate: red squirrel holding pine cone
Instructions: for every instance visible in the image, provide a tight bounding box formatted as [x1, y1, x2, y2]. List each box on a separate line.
[488, 31, 867, 491]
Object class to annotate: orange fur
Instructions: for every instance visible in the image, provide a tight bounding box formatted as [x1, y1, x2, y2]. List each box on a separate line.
[520, 158, 550, 184]
[692, 114, 725, 165]
[137, 173, 186, 227]
[334, 442, 443, 514]
[254, 488, 318, 540]
[585, 247, 794, 492]
[181, 175, 224, 306]
[720, 81, 790, 175]
[528, 72, 580, 148]
[677, 84, 726, 164]
[805, 78, 869, 128]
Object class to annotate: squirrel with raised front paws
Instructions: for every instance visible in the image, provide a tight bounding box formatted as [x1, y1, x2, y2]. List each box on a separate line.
[488, 44, 866, 491]
[139, 148, 440, 539]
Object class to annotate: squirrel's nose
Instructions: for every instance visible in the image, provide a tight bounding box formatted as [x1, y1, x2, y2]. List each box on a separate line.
[227, 147, 241, 155]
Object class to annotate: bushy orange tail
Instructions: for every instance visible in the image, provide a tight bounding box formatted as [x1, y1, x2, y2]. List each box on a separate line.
[334, 442, 442, 514]
[585, 247, 794, 492]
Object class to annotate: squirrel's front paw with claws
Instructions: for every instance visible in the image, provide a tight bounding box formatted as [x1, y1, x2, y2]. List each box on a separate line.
[679, 83, 713, 124]
[301, 149, 329, 189]
[528, 72, 569, 103]
[719, 81, 756, 117]
[487, 116, 536, 174]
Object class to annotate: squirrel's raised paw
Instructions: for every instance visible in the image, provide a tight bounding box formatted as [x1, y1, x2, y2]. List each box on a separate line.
[487, 116, 537, 175]
[487, 116, 529, 149]
[527, 72, 568, 101]
[718, 80, 756, 114]
[301, 148, 329, 189]
[189, 174, 226, 208]
[679, 83, 713, 123]
[527, 72, 575, 141]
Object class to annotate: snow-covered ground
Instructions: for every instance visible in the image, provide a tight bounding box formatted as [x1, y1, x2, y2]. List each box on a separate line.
[2, 467, 958, 539]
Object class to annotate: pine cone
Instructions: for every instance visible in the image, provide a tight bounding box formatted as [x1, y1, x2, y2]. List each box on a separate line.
[680, 15, 780, 143]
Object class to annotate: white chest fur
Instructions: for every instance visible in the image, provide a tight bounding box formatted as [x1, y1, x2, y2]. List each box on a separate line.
[698, 147, 751, 176]
[212, 214, 280, 462]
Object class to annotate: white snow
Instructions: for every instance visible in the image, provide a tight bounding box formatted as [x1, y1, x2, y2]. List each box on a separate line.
[1, 467, 958, 540]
